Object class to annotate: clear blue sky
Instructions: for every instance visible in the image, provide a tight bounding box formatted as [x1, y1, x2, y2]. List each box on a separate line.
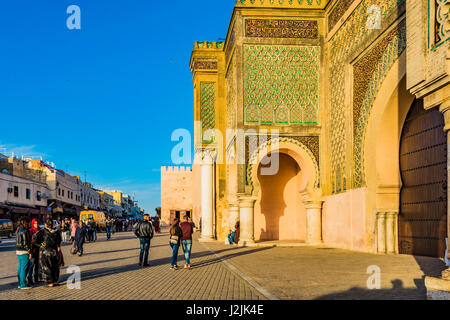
[0, 0, 235, 213]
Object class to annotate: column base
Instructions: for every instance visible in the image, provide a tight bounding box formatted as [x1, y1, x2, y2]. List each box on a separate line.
[238, 239, 255, 247]
[306, 240, 323, 245]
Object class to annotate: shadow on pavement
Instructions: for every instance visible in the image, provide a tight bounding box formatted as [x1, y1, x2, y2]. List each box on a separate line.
[189, 247, 274, 269]
[80, 247, 138, 256]
[61, 255, 137, 268]
[315, 279, 426, 300]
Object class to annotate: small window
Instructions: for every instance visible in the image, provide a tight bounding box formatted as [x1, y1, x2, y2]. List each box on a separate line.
[26, 189, 31, 200]
[62, 190, 64, 197]
[14, 186, 18, 197]
[37, 191, 42, 201]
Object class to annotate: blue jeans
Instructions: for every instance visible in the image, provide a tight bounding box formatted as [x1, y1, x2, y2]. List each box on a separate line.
[27, 257, 39, 283]
[181, 240, 192, 266]
[139, 238, 150, 265]
[106, 226, 111, 239]
[17, 254, 31, 288]
[228, 232, 235, 244]
[170, 242, 180, 266]
[93, 230, 97, 241]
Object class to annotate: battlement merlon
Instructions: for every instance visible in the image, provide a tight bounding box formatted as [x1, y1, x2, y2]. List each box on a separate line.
[189, 41, 224, 75]
[161, 166, 193, 174]
[235, 0, 330, 9]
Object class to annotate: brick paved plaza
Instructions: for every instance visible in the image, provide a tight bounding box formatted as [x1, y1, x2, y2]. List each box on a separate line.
[0, 228, 446, 300]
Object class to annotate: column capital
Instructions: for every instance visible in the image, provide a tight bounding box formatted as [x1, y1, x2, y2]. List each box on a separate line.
[228, 202, 239, 211]
[237, 194, 257, 208]
[385, 210, 399, 217]
[194, 147, 216, 165]
[303, 200, 323, 210]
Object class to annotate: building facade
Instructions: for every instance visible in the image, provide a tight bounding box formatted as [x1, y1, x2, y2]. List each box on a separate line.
[0, 157, 50, 220]
[28, 160, 82, 218]
[187, 0, 449, 259]
[79, 181, 100, 211]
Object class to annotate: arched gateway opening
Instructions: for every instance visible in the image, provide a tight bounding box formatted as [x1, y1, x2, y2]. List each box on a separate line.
[254, 152, 307, 241]
[399, 99, 448, 257]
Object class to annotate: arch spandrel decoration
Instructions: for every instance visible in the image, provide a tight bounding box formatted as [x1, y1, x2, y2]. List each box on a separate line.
[246, 137, 321, 195]
[353, 20, 407, 188]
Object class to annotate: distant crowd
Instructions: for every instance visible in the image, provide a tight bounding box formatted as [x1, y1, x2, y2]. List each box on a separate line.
[14, 214, 161, 289]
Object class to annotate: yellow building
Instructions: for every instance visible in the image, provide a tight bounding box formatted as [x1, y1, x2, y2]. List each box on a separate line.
[189, 0, 449, 259]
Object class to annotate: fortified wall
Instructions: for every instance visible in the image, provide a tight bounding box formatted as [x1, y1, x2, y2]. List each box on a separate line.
[160, 166, 195, 226]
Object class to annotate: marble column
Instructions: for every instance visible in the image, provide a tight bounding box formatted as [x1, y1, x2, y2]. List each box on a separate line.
[238, 195, 257, 246]
[199, 149, 215, 242]
[304, 200, 323, 245]
[377, 212, 387, 253]
[228, 203, 239, 228]
[385, 211, 398, 254]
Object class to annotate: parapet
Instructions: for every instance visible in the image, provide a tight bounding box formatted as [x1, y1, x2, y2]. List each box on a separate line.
[161, 166, 193, 173]
[235, 0, 328, 9]
[193, 41, 224, 50]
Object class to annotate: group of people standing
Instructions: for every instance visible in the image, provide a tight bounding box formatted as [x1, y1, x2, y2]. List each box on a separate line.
[16, 217, 63, 289]
[132, 214, 193, 270]
[14, 212, 205, 290]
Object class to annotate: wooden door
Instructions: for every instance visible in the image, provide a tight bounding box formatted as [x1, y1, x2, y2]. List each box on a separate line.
[399, 99, 448, 257]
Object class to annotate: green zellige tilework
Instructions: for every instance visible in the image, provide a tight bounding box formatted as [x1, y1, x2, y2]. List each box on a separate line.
[243, 45, 320, 125]
[200, 82, 216, 142]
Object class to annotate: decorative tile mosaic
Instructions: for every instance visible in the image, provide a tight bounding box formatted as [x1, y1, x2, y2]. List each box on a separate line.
[226, 24, 236, 63]
[226, 57, 237, 131]
[200, 82, 216, 142]
[328, 0, 405, 194]
[245, 19, 318, 39]
[243, 45, 320, 126]
[245, 135, 321, 189]
[353, 21, 407, 188]
[435, 0, 449, 45]
[194, 60, 218, 70]
[328, 0, 356, 32]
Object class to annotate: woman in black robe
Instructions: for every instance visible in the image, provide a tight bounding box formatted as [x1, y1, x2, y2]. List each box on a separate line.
[32, 219, 62, 287]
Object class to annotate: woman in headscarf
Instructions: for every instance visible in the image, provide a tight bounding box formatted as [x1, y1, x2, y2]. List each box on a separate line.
[32, 219, 62, 287]
[28, 218, 40, 285]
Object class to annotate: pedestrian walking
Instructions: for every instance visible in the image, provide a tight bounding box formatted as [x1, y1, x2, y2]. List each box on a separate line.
[32, 219, 62, 287]
[28, 218, 41, 285]
[60, 220, 69, 244]
[169, 218, 183, 270]
[86, 219, 94, 242]
[92, 219, 97, 242]
[133, 214, 154, 267]
[70, 218, 77, 243]
[180, 215, 194, 269]
[74, 221, 87, 256]
[16, 216, 32, 290]
[105, 216, 113, 240]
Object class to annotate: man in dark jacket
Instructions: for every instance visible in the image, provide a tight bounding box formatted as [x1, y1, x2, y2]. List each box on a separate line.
[133, 214, 154, 267]
[74, 221, 87, 256]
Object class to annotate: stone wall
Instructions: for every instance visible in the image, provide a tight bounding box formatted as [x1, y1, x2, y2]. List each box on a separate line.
[160, 166, 193, 225]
